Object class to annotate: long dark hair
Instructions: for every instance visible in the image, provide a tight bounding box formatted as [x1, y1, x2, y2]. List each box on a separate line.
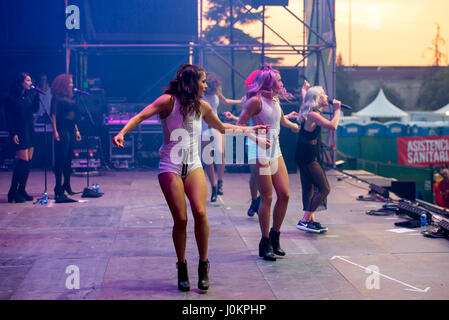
[10, 72, 30, 96]
[164, 64, 204, 120]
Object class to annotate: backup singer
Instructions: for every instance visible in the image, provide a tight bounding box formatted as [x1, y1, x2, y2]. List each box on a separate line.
[51, 74, 82, 203]
[6, 72, 39, 203]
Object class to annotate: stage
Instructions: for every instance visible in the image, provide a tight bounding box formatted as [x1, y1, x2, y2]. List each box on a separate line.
[0, 169, 448, 300]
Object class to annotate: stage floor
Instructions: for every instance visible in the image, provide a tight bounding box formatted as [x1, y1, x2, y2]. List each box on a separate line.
[0, 169, 448, 300]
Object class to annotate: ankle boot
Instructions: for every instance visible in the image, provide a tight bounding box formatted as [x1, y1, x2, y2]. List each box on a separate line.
[54, 186, 77, 203]
[176, 261, 190, 291]
[269, 228, 286, 256]
[259, 237, 276, 261]
[210, 186, 217, 202]
[18, 160, 33, 201]
[198, 259, 210, 291]
[217, 180, 223, 195]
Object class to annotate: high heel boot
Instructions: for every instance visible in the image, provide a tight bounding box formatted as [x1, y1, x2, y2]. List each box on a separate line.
[198, 259, 210, 291]
[259, 237, 276, 261]
[269, 228, 286, 256]
[176, 261, 190, 291]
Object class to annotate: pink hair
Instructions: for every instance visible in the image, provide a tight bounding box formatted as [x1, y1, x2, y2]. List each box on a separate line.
[245, 70, 260, 89]
[246, 64, 291, 100]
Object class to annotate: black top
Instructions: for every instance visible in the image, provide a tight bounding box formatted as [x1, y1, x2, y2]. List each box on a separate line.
[51, 97, 79, 131]
[5, 91, 39, 149]
[295, 116, 321, 166]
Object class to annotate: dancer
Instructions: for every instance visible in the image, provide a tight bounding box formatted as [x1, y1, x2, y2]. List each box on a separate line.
[295, 81, 341, 233]
[237, 64, 299, 261]
[51, 74, 82, 203]
[224, 69, 298, 218]
[112, 64, 268, 291]
[201, 72, 241, 202]
[5, 72, 39, 203]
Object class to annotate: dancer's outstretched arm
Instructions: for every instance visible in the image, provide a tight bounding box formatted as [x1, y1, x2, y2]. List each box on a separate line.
[113, 94, 172, 148]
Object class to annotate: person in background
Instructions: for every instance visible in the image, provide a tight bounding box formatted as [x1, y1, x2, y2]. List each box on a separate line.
[36, 74, 52, 119]
[201, 72, 242, 202]
[438, 168, 449, 208]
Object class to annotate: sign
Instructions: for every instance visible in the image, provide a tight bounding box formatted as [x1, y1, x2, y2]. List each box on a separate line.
[397, 136, 449, 167]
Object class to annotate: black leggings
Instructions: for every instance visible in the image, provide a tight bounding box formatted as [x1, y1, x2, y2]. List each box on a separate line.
[298, 161, 330, 212]
[54, 129, 75, 190]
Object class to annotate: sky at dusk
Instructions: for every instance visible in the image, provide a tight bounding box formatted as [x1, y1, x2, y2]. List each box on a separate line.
[203, 0, 449, 66]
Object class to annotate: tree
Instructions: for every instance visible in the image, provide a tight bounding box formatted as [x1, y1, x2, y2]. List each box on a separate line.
[418, 67, 449, 110]
[204, 0, 263, 44]
[335, 53, 360, 111]
[423, 23, 448, 67]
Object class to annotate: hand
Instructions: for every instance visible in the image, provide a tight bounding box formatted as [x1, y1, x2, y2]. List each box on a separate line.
[301, 80, 310, 99]
[332, 99, 342, 110]
[291, 123, 300, 133]
[285, 111, 298, 120]
[76, 131, 82, 141]
[223, 111, 234, 120]
[256, 137, 272, 150]
[252, 124, 270, 135]
[54, 131, 60, 142]
[13, 135, 19, 145]
[113, 133, 125, 148]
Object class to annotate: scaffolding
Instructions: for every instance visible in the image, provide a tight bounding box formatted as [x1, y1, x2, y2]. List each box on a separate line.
[65, 0, 337, 165]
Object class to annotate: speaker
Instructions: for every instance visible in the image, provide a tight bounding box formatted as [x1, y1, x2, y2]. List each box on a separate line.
[391, 181, 416, 201]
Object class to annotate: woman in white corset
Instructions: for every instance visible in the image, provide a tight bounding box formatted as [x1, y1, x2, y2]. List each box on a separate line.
[237, 64, 299, 261]
[201, 72, 242, 202]
[113, 64, 269, 292]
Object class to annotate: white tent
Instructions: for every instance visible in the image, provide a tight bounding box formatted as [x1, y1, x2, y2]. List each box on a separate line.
[354, 89, 408, 122]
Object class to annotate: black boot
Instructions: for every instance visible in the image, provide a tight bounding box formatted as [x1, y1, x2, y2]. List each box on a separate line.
[269, 228, 286, 256]
[63, 163, 75, 195]
[217, 180, 223, 195]
[247, 196, 261, 217]
[176, 261, 190, 292]
[259, 237, 276, 261]
[210, 186, 217, 202]
[198, 259, 210, 291]
[8, 160, 25, 203]
[17, 160, 33, 201]
[54, 186, 77, 203]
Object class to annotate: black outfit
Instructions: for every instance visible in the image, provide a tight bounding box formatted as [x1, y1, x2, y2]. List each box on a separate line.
[5, 90, 39, 203]
[295, 115, 330, 212]
[5, 91, 39, 150]
[51, 97, 79, 198]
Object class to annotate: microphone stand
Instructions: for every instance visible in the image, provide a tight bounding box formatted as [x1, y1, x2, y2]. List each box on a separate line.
[76, 92, 103, 198]
[34, 106, 52, 205]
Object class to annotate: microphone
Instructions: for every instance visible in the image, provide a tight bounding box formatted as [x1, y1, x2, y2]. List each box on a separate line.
[73, 88, 90, 95]
[30, 85, 45, 94]
[328, 98, 352, 110]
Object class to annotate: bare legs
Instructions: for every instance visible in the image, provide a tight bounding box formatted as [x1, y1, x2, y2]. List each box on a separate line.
[158, 168, 209, 263]
[251, 157, 290, 236]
